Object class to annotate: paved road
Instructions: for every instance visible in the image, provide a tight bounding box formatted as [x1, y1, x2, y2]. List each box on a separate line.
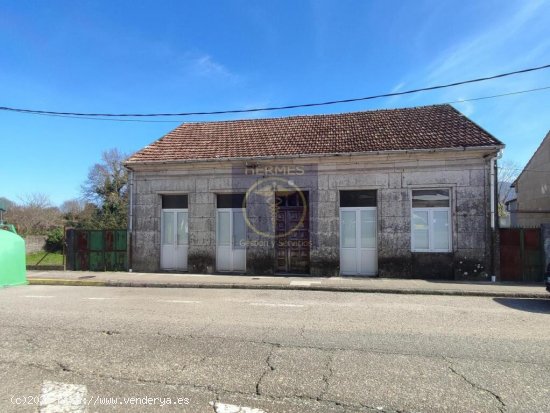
[0, 286, 549, 413]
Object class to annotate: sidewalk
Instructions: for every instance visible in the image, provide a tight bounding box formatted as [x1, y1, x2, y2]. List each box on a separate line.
[25, 270, 549, 298]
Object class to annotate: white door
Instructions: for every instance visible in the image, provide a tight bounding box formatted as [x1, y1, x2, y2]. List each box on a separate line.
[161, 209, 188, 270]
[340, 207, 377, 275]
[216, 209, 246, 272]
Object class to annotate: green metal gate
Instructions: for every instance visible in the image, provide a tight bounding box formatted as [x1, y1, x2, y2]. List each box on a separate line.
[66, 229, 127, 271]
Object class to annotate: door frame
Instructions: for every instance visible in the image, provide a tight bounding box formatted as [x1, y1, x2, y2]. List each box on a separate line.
[274, 191, 310, 274]
[339, 206, 378, 276]
[160, 208, 188, 271]
[216, 208, 247, 272]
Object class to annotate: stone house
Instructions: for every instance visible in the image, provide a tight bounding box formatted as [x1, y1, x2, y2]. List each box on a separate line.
[510, 130, 550, 227]
[124, 104, 503, 279]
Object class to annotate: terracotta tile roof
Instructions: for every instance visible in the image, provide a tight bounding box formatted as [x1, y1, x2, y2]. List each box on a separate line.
[126, 104, 503, 163]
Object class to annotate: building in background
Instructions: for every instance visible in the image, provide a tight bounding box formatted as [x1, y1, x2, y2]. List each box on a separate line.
[510, 130, 550, 227]
[125, 105, 503, 280]
[504, 196, 518, 227]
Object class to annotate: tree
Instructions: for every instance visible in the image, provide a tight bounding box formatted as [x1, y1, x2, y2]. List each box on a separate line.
[497, 159, 520, 217]
[81, 149, 129, 229]
[60, 198, 86, 215]
[4, 193, 62, 235]
[60, 198, 97, 228]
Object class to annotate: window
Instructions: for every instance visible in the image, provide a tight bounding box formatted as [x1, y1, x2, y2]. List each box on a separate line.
[340, 190, 377, 207]
[217, 211, 231, 245]
[176, 212, 188, 245]
[217, 194, 246, 209]
[232, 210, 246, 249]
[162, 211, 175, 245]
[341, 210, 357, 248]
[411, 189, 451, 252]
[162, 195, 188, 209]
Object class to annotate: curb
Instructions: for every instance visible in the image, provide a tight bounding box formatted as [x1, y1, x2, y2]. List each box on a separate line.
[28, 278, 549, 299]
[29, 279, 107, 287]
[26, 265, 64, 271]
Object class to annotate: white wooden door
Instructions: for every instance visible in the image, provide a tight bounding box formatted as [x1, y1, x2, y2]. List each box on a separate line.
[216, 209, 246, 272]
[340, 207, 377, 275]
[160, 209, 188, 270]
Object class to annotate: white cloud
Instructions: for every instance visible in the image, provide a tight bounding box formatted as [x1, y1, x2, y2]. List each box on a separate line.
[390, 82, 405, 93]
[424, 0, 547, 83]
[382, 0, 549, 112]
[191, 54, 239, 83]
[194, 55, 229, 76]
[452, 99, 475, 116]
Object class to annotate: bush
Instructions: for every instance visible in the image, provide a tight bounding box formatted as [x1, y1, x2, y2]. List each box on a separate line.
[45, 227, 64, 252]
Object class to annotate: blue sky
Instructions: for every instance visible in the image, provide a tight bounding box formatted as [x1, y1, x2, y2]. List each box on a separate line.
[1, 0, 549, 206]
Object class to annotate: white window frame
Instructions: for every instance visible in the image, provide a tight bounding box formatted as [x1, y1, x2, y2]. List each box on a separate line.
[410, 190, 452, 253]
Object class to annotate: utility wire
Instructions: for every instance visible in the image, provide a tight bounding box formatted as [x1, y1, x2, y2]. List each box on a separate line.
[445, 85, 550, 104]
[498, 166, 550, 173]
[1, 63, 549, 118]
[8, 85, 550, 123]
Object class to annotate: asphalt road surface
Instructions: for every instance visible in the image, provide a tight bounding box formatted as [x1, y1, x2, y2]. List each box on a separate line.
[0, 285, 549, 413]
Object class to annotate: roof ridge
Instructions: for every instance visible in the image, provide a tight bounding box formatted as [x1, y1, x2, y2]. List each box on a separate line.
[176, 104, 453, 127]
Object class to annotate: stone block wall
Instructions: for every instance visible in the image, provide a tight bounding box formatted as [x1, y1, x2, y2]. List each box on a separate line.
[24, 235, 47, 254]
[129, 151, 494, 279]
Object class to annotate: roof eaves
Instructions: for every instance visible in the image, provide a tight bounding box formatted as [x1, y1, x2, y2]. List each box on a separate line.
[124, 144, 503, 168]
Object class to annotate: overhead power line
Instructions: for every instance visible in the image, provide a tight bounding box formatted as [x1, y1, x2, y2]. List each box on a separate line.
[498, 166, 550, 174]
[12, 85, 550, 123]
[1, 63, 549, 118]
[445, 85, 550, 104]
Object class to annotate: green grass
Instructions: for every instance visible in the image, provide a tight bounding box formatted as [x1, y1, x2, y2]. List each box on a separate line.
[26, 251, 64, 266]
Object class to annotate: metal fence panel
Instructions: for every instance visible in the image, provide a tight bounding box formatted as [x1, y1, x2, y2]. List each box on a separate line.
[89, 231, 104, 251]
[499, 228, 543, 282]
[66, 229, 127, 271]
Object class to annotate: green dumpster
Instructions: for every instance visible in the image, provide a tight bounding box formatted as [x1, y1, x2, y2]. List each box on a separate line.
[0, 228, 27, 287]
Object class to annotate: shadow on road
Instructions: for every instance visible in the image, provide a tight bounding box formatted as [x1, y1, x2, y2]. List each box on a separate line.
[493, 298, 550, 314]
[425, 279, 544, 287]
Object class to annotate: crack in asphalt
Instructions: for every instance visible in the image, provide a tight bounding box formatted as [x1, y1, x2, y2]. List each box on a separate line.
[56, 361, 72, 372]
[445, 358, 506, 413]
[298, 323, 307, 342]
[255, 344, 277, 396]
[0, 324, 542, 413]
[297, 302, 313, 343]
[0, 358, 394, 413]
[317, 351, 334, 401]
[1, 321, 548, 368]
[101, 330, 120, 335]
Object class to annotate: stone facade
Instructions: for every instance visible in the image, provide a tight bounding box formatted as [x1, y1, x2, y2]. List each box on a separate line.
[128, 149, 496, 279]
